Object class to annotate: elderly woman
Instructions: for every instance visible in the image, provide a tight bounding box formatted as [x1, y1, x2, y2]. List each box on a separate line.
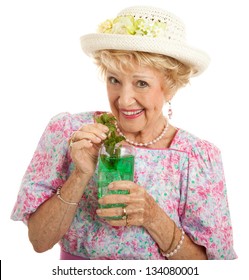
[11, 6, 236, 260]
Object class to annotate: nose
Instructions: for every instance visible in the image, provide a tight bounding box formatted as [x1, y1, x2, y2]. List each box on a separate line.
[118, 87, 136, 107]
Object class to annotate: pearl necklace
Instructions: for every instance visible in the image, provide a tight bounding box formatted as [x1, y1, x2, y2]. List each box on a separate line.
[115, 120, 169, 147]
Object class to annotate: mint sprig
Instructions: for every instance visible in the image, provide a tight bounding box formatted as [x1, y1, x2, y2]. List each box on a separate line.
[95, 113, 125, 158]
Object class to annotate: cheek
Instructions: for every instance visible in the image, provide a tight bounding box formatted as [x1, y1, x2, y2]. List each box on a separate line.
[155, 86, 167, 107]
[106, 88, 115, 103]
[153, 100, 164, 112]
[147, 92, 165, 110]
[107, 92, 118, 112]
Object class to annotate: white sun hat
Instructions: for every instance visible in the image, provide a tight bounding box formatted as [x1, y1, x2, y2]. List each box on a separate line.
[80, 6, 210, 76]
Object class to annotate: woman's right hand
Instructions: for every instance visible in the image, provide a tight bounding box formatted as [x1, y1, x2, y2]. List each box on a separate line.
[69, 123, 108, 176]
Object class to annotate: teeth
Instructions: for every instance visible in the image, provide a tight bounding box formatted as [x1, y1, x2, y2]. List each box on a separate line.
[122, 110, 143, 116]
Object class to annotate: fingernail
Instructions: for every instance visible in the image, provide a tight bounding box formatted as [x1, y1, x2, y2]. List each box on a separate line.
[98, 198, 103, 204]
[108, 183, 114, 189]
[101, 133, 107, 138]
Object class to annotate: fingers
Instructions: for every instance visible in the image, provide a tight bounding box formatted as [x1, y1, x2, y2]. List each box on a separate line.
[69, 123, 108, 148]
[96, 207, 124, 218]
[97, 182, 155, 227]
[96, 207, 129, 227]
[79, 123, 109, 135]
[99, 194, 131, 205]
[96, 205, 144, 227]
[108, 181, 139, 193]
[77, 124, 108, 139]
[98, 182, 144, 206]
[71, 139, 93, 149]
[97, 205, 144, 217]
[73, 131, 102, 145]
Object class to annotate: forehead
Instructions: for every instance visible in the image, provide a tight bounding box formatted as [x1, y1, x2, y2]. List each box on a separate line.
[106, 61, 161, 77]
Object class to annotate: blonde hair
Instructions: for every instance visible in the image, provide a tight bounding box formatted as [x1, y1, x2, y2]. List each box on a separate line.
[93, 50, 194, 96]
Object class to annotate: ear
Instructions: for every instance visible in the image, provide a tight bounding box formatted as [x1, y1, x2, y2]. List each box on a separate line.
[164, 89, 176, 103]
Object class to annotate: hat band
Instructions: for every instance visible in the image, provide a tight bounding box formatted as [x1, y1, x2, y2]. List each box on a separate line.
[98, 15, 167, 38]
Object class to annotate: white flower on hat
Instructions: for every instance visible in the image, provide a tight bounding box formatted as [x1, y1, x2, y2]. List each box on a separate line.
[98, 15, 167, 38]
[98, 19, 113, 33]
[136, 19, 167, 37]
[112, 16, 136, 35]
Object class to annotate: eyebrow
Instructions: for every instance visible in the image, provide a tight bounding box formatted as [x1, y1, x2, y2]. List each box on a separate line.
[106, 71, 154, 80]
[132, 75, 154, 80]
[106, 72, 118, 76]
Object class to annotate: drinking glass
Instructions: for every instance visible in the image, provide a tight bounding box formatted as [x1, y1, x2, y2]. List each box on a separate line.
[97, 145, 135, 219]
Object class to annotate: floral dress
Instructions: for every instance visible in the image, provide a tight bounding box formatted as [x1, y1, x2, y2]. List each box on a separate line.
[11, 111, 237, 260]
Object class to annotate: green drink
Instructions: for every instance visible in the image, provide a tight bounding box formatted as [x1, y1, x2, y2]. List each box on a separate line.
[97, 145, 135, 220]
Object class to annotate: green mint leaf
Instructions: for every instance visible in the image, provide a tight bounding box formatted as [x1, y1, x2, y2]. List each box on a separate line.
[95, 113, 125, 158]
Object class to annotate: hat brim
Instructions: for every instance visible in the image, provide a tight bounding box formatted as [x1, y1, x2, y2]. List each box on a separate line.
[80, 33, 210, 76]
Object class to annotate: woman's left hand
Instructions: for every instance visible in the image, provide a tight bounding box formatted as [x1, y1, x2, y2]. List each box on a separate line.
[96, 181, 159, 228]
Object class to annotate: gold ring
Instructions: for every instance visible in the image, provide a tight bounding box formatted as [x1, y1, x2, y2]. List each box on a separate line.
[122, 207, 127, 216]
[121, 207, 127, 220]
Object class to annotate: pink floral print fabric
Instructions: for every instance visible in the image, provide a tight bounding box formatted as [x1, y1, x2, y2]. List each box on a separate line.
[11, 112, 237, 259]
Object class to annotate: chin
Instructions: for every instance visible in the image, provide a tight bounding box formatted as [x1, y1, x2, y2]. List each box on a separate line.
[119, 120, 145, 134]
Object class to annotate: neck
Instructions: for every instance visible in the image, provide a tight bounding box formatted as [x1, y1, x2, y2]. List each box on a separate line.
[116, 117, 169, 147]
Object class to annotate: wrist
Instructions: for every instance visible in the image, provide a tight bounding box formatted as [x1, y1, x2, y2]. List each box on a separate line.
[144, 205, 177, 253]
[71, 168, 92, 186]
[160, 226, 185, 258]
[144, 201, 165, 230]
[58, 169, 92, 205]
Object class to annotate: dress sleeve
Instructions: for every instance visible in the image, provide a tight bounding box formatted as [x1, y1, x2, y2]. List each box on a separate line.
[10, 112, 73, 224]
[179, 140, 237, 259]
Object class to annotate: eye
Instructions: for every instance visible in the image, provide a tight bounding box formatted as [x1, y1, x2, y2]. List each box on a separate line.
[137, 80, 149, 88]
[108, 76, 119, 85]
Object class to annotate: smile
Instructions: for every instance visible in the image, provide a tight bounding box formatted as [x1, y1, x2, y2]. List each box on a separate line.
[121, 109, 144, 119]
[122, 109, 144, 116]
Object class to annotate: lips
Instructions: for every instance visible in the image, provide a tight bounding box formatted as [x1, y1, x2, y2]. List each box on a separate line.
[120, 109, 144, 119]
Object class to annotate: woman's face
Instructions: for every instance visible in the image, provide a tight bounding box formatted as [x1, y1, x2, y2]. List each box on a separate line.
[106, 64, 170, 135]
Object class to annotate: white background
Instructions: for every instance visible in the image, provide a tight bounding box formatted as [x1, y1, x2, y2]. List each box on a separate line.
[0, 0, 248, 279]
